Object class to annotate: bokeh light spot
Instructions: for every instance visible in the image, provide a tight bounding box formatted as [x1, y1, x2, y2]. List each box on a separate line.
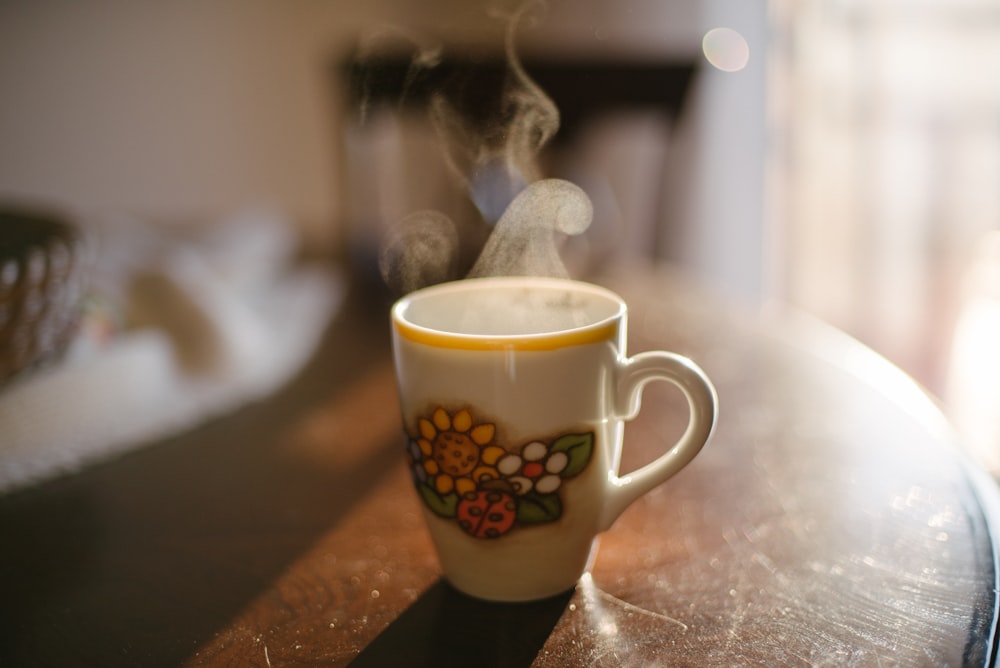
[702, 27, 750, 72]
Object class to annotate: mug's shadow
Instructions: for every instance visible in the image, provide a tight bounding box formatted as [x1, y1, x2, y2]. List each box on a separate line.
[350, 579, 573, 667]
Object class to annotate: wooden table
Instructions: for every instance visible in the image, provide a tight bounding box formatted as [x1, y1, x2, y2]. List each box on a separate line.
[2, 267, 998, 666]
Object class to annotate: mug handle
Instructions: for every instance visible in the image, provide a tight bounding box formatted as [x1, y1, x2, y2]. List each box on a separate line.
[599, 351, 718, 531]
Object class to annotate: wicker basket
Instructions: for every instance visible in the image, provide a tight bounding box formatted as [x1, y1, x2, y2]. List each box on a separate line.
[0, 208, 87, 384]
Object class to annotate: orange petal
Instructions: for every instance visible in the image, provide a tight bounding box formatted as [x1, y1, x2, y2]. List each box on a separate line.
[423, 459, 440, 475]
[470, 423, 495, 445]
[419, 418, 436, 440]
[455, 477, 476, 496]
[435, 474, 455, 494]
[473, 465, 499, 482]
[432, 407, 451, 432]
[480, 446, 506, 466]
[418, 439, 433, 457]
[452, 409, 472, 433]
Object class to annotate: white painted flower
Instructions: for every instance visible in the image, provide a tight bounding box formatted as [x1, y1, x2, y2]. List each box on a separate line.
[535, 474, 561, 494]
[497, 454, 522, 476]
[508, 476, 533, 495]
[545, 451, 568, 474]
[522, 441, 548, 461]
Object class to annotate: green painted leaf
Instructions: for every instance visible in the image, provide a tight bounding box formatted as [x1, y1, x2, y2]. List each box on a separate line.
[550, 432, 594, 478]
[516, 492, 562, 524]
[418, 483, 459, 518]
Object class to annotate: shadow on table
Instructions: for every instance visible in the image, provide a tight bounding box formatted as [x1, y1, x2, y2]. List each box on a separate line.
[351, 580, 573, 667]
[0, 284, 399, 666]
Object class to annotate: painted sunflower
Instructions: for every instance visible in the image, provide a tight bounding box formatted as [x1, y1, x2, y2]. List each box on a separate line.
[414, 407, 505, 496]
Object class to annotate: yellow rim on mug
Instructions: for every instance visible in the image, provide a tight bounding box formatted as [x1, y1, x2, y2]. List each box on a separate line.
[391, 277, 625, 352]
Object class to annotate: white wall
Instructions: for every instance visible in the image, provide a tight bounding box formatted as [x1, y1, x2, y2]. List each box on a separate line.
[664, 0, 769, 302]
[0, 0, 769, 303]
[0, 0, 529, 244]
[0, 1, 375, 245]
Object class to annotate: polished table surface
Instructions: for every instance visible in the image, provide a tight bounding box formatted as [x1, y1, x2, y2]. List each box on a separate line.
[2, 267, 998, 666]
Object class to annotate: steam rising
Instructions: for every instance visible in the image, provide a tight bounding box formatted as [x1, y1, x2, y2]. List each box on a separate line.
[468, 179, 592, 279]
[492, 1, 559, 187]
[371, 0, 592, 294]
[379, 211, 459, 295]
[427, 1, 557, 201]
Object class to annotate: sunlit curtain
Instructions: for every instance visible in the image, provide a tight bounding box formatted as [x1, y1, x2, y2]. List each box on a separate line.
[769, 0, 1000, 396]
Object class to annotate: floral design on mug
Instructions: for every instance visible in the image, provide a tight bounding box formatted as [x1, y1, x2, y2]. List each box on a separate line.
[405, 406, 594, 539]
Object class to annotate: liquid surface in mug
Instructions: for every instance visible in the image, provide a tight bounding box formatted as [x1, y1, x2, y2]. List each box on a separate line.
[401, 282, 622, 337]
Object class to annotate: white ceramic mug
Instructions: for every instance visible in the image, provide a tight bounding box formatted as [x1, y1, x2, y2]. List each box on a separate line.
[390, 276, 718, 602]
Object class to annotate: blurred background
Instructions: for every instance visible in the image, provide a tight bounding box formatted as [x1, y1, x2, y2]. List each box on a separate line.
[2, 0, 999, 467]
